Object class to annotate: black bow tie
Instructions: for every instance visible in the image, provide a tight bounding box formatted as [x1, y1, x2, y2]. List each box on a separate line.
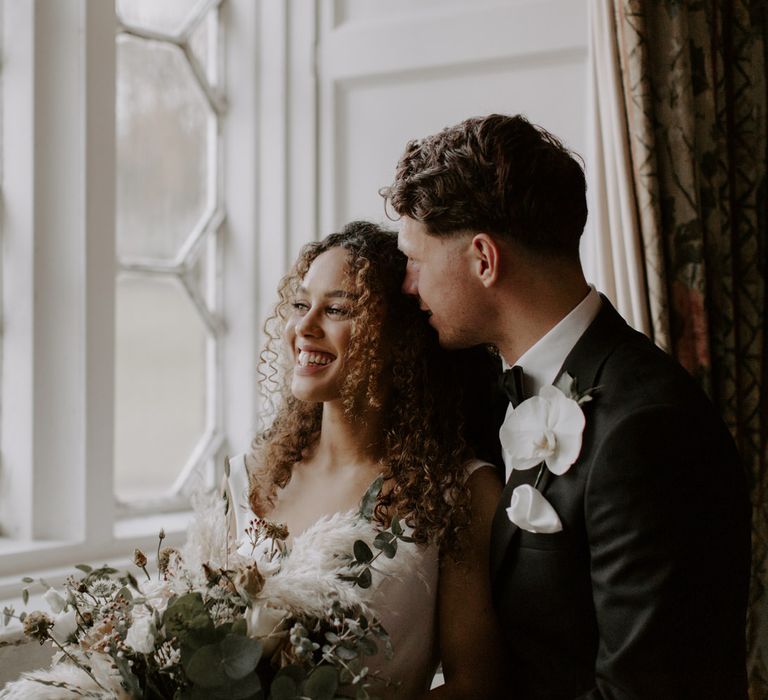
[499, 365, 527, 408]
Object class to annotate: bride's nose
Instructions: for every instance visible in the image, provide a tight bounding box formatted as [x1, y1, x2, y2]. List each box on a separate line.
[295, 308, 322, 337]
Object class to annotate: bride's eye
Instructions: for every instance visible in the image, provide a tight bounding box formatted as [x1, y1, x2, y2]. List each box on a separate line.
[291, 301, 309, 315]
[326, 306, 350, 317]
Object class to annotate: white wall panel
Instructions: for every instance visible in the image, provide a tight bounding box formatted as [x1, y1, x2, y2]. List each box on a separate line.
[334, 0, 519, 27]
[316, 0, 590, 235]
[335, 57, 588, 228]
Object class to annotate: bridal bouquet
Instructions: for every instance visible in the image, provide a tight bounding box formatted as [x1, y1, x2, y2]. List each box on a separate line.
[1, 479, 412, 700]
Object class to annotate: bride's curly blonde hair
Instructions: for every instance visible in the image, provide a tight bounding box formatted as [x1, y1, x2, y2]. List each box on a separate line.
[247, 221, 499, 552]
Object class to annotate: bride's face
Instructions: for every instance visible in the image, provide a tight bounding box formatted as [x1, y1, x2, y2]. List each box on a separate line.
[285, 246, 356, 403]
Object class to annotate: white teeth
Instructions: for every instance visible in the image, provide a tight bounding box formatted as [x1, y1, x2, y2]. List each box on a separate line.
[298, 351, 333, 367]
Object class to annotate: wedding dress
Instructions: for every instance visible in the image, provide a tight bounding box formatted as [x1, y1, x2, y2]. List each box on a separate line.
[227, 454, 490, 699]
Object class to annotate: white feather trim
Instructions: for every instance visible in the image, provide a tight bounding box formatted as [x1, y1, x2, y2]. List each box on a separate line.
[0, 661, 124, 699]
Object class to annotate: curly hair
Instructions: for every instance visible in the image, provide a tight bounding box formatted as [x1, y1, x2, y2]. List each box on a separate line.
[247, 221, 500, 552]
[380, 113, 587, 260]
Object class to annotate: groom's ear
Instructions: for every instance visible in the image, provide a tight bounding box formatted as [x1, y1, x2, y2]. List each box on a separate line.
[470, 233, 501, 287]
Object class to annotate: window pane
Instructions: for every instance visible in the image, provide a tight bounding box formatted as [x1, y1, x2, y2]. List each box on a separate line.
[114, 274, 207, 501]
[189, 9, 219, 87]
[116, 34, 211, 261]
[116, 0, 205, 36]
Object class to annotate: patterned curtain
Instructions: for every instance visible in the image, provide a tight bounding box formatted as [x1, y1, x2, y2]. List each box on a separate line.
[611, 0, 767, 695]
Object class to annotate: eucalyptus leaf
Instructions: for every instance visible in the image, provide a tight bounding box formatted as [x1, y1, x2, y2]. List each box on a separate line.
[358, 636, 378, 656]
[373, 533, 396, 559]
[228, 670, 263, 699]
[356, 568, 372, 589]
[302, 665, 338, 700]
[74, 564, 93, 574]
[18, 612, 26, 623]
[353, 541, 373, 564]
[232, 617, 248, 636]
[165, 593, 215, 652]
[390, 518, 403, 536]
[185, 644, 229, 688]
[274, 665, 306, 685]
[21, 577, 33, 584]
[216, 622, 234, 640]
[221, 633, 262, 680]
[21, 589, 28, 605]
[2, 608, 12, 626]
[358, 476, 383, 521]
[269, 674, 299, 700]
[336, 646, 358, 661]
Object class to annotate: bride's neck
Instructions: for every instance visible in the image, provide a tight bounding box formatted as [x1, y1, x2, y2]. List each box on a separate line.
[311, 401, 383, 471]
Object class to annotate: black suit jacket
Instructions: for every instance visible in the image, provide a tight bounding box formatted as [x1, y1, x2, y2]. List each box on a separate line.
[490, 298, 751, 699]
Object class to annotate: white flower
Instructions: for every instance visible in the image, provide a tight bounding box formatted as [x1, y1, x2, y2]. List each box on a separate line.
[246, 604, 288, 657]
[125, 615, 157, 654]
[506, 484, 563, 533]
[137, 579, 173, 616]
[43, 587, 67, 614]
[500, 384, 585, 476]
[50, 608, 78, 644]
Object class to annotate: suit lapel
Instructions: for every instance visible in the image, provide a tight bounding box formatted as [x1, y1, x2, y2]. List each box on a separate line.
[490, 297, 632, 580]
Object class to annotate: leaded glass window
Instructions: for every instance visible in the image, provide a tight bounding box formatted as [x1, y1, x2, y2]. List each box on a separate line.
[114, 0, 225, 507]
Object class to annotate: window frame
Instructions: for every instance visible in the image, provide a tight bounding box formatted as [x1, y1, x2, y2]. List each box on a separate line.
[0, 0, 318, 603]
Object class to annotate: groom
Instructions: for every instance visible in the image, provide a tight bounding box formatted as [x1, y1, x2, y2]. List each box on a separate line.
[382, 114, 751, 698]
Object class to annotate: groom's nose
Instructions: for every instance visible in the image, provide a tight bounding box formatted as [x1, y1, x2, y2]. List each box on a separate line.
[402, 266, 418, 296]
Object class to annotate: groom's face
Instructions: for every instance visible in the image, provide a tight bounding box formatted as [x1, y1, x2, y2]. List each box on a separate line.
[398, 216, 481, 349]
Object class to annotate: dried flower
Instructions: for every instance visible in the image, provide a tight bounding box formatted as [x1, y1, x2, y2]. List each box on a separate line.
[158, 528, 166, 541]
[158, 546, 179, 575]
[133, 549, 147, 568]
[23, 611, 53, 643]
[246, 517, 289, 543]
[234, 563, 264, 598]
[134, 549, 150, 581]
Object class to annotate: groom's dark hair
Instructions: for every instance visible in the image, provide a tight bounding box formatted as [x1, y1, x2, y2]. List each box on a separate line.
[381, 114, 587, 260]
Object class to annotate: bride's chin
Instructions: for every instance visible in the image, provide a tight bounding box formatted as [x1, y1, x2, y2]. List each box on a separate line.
[290, 378, 339, 404]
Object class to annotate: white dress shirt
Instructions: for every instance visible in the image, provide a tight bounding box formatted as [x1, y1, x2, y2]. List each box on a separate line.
[501, 286, 602, 480]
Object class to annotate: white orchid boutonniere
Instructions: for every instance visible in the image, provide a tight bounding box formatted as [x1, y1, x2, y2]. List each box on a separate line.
[500, 373, 596, 534]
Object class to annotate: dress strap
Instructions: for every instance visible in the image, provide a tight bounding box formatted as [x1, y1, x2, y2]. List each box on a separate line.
[227, 454, 258, 547]
[463, 457, 494, 482]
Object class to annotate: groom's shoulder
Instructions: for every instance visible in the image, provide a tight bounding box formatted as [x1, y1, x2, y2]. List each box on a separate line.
[583, 305, 712, 414]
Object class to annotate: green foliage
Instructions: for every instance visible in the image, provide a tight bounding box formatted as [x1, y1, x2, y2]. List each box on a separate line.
[164, 592, 217, 656]
[183, 634, 263, 697]
[268, 665, 338, 700]
[117, 656, 142, 698]
[303, 666, 338, 700]
[358, 476, 383, 521]
[353, 541, 373, 564]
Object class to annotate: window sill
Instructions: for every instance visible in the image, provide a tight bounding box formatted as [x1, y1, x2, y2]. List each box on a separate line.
[0, 511, 193, 601]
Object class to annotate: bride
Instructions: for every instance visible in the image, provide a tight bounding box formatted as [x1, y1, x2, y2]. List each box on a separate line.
[227, 221, 505, 699]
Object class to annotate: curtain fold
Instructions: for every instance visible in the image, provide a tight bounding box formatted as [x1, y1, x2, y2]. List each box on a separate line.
[601, 0, 767, 694]
[584, 0, 654, 340]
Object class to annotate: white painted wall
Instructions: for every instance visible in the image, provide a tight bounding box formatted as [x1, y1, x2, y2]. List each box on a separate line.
[315, 0, 589, 237]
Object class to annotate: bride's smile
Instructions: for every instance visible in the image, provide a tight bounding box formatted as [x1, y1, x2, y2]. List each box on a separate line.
[284, 246, 354, 402]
